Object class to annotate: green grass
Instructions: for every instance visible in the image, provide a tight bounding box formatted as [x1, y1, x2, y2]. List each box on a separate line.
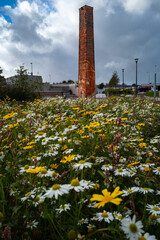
[145, 91, 159, 97]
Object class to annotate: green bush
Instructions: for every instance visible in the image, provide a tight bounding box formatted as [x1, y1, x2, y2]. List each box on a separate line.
[105, 88, 134, 96]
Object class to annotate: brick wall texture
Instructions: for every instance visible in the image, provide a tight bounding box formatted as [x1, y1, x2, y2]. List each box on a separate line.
[78, 5, 96, 98]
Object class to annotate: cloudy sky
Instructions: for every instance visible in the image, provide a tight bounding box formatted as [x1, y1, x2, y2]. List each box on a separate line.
[0, 0, 160, 85]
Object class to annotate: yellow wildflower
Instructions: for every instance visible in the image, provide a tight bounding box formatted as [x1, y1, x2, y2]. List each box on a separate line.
[138, 123, 145, 126]
[23, 145, 34, 150]
[3, 112, 16, 119]
[60, 154, 75, 163]
[26, 166, 45, 174]
[138, 142, 147, 148]
[90, 187, 123, 208]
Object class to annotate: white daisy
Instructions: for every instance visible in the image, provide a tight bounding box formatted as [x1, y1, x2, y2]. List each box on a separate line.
[95, 157, 104, 164]
[121, 215, 144, 240]
[72, 160, 92, 170]
[156, 190, 160, 195]
[26, 220, 38, 229]
[122, 187, 139, 197]
[43, 184, 70, 199]
[101, 164, 113, 171]
[113, 211, 123, 221]
[78, 218, 89, 225]
[21, 189, 36, 202]
[138, 232, 157, 240]
[153, 167, 160, 175]
[114, 168, 130, 177]
[56, 203, 71, 213]
[80, 179, 95, 190]
[67, 179, 85, 192]
[146, 204, 160, 216]
[93, 211, 114, 223]
[32, 194, 45, 206]
[139, 187, 154, 194]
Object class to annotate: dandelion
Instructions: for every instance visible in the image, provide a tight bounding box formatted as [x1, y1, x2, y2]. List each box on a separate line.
[121, 215, 144, 240]
[90, 186, 123, 208]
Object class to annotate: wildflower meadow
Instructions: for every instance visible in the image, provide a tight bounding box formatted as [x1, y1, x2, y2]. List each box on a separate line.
[0, 96, 160, 240]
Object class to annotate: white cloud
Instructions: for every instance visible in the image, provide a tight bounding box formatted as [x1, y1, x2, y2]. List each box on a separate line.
[0, 0, 160, 85]
[119, 0, 154, 14]
[104, 61, 118, 68]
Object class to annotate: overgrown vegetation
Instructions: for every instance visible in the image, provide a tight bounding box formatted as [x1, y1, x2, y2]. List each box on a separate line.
[0, 66, 42, 101]
[0, 96, 160, 239]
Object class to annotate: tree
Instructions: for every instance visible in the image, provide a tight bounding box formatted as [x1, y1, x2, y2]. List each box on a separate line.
[67, 80, 75, 84]
[97, 83, 105, 89]
[108, 71, 119, 88]
[9, 65, 40, 101]
[0, 67, 7, 99]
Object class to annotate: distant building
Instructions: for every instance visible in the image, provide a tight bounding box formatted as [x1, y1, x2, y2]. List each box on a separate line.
[39, 83, 78, 99]
[6, 75, 78, 98]
[6, 75, 43, 92]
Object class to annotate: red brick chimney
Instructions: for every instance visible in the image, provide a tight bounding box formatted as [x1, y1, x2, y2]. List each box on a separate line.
[78, 5, 96, 98]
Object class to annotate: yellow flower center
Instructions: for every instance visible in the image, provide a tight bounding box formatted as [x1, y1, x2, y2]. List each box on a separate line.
[71, 179, 80, 186]
[24, 165, 29, 169]
[149, 214, 157, 220]
[52, 184, 60, 190]
[152, 206, 160, 211]
[60, 205, 66, 209]
[34, 196, 40, 202]
[129, 223, 138, 233]
[118, 168, 123, 172]
[157, 167, 160, 171]
[138, 237, 146, 240]
[78, 160, 86, 164]
[127, 189, 133, 193]
[143, 188, 149, 190]
[52, 172, 57, 177]
[41, 169, 47, 174]
[101, 212, 108, 218]
[25, 192, 31, 197]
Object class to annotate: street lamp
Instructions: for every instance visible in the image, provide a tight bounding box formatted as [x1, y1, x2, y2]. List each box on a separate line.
[122, 69, 124, 90]
[135, 58, 139, 96]
[30, 62, 33, 76]
[154, 65, 157, 99]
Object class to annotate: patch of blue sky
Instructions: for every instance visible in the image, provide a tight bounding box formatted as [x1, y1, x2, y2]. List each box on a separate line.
[0, 0, 17, 8]
[43, 0, 56, 13]
[0, 0, 17, 23]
